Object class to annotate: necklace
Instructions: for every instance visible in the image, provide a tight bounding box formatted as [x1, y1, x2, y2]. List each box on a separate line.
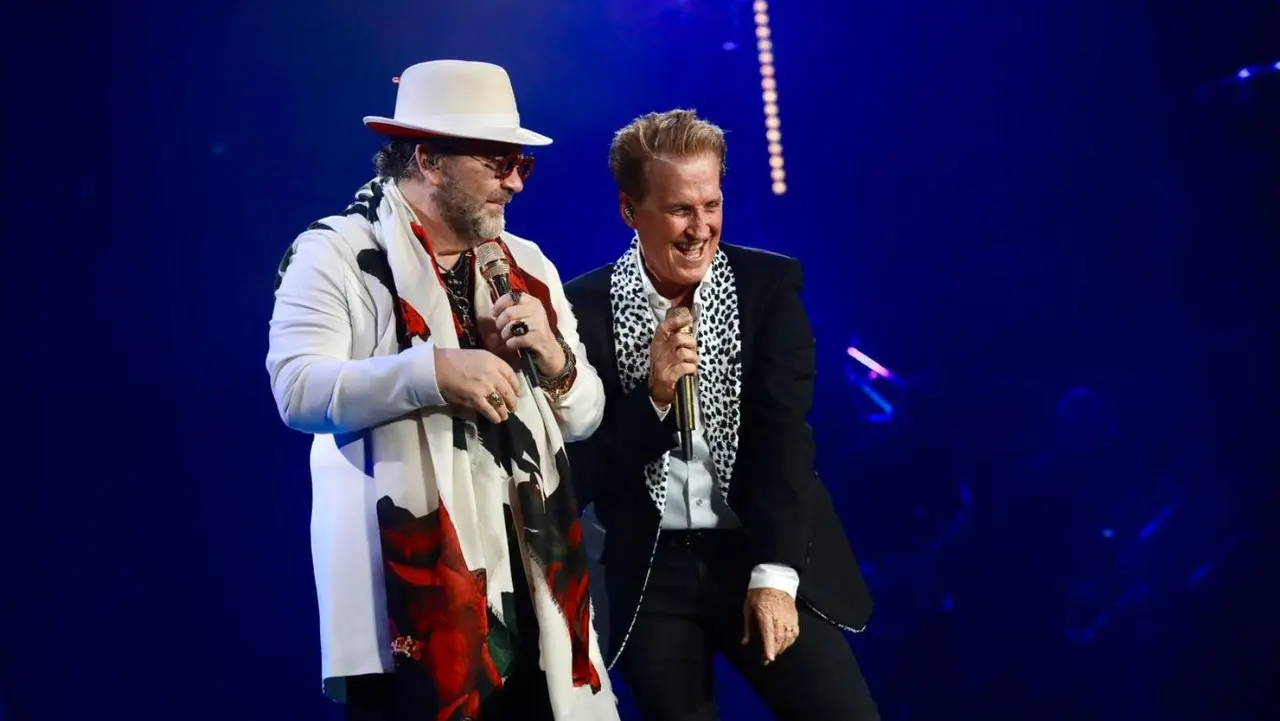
[438, 251, 480, 346]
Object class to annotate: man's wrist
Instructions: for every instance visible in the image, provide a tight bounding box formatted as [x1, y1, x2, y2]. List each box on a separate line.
[534, 341, 568, 377]
[748, 564, 800, 600]
[648, 393, 671, 420]
[537, 337, 577, 401]
[647, 382, 672, 411]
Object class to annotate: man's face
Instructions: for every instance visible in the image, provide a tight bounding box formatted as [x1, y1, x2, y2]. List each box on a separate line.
[430, 143, 527, 243]
[629, 153, 723, 293]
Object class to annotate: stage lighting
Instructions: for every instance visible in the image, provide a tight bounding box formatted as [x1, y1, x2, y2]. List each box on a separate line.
[845, 344, 905, 423]
[752, 2, 785, 195]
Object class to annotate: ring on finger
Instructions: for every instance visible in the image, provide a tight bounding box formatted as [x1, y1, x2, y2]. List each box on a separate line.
[486, 392, 507, 412]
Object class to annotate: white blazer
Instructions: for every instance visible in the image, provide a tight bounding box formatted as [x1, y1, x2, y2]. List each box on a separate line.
[265, 224, 605, 690]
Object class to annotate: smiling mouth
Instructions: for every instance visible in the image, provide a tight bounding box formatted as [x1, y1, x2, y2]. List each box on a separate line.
[675, 239, 707, 260]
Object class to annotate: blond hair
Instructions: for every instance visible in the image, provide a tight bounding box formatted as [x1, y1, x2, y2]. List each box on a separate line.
[608, 109, 727, 203]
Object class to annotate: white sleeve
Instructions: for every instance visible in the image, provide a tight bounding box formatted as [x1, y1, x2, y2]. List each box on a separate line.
[648, 395, 671, 420]
[748, 564, 801, 599]
[540, 256, 605, 442]
[265, 231, 445, 435]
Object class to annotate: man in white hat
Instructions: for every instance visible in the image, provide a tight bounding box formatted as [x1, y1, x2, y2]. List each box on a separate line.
[266, 60, 619, 721]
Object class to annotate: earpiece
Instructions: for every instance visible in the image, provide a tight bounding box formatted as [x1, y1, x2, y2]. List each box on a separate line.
[624, 205, 635, 222]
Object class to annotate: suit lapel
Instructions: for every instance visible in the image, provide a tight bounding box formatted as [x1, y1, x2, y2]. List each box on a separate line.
[607, 239, 743, 513]
[696, 248, 742, 502]
[609, 243, 671, 512]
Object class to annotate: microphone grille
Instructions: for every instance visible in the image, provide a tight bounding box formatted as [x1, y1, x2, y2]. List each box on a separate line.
[665, 306, 694, 334]
[475, 241, 509, 280]
[665, 306, 692, 322]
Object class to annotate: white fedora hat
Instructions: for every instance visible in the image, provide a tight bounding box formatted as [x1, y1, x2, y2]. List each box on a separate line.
[363, 60, 552, 146]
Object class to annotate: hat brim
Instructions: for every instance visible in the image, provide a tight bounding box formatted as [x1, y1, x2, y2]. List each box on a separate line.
[363, 116, 553, 146]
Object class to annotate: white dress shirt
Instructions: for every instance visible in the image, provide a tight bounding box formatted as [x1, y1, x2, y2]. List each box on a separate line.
[637, 252, 800, 599]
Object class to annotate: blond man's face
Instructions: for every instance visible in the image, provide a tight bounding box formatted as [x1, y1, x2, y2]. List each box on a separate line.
[628, 153, 723, 292]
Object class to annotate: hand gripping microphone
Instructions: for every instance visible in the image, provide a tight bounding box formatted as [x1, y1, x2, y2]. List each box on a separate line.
[476, 241, 540, 388]
[665, 306, 697, 460]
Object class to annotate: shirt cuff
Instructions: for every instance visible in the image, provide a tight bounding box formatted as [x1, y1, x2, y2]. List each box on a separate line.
[748, 563, 800, 599]
[410, 340, 445, 407]
[648, 394, 671, 421]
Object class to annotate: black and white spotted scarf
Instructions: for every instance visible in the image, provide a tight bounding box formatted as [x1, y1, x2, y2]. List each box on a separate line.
[609, 237, 743, 512]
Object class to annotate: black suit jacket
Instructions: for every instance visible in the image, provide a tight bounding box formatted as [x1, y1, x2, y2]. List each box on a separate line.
[564, 243, 873, 665]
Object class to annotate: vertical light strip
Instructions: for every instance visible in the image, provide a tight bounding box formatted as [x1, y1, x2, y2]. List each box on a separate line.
[754, 1, 784, 195]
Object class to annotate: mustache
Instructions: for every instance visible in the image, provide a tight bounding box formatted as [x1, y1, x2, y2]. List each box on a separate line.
[487, 192, 513, 204]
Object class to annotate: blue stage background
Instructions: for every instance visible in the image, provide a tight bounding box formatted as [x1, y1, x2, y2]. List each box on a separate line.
[4, 0, 1274, 719]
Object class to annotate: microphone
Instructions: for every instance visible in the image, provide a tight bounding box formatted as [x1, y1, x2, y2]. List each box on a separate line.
[665, 306, 697, 460]
[476, 242, 540, 389]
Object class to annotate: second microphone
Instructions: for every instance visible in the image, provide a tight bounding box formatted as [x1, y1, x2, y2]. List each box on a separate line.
[665, 306, 698, 460]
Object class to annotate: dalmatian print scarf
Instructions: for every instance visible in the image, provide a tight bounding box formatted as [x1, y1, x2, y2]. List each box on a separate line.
[608, 237, 743, 512]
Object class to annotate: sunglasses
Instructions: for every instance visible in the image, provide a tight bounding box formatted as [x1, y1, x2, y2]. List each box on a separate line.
[419, 143, 535, 182]
[485, 151, 535, 182]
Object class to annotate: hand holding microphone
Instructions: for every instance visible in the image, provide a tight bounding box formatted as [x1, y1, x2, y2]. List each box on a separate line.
[476, 242, 565, 389]
[650, 307, 698, 459]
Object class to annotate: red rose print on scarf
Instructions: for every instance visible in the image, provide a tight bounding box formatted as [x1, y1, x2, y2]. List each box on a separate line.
[378, 499, 504, 721]
[398, 298, 430, 345]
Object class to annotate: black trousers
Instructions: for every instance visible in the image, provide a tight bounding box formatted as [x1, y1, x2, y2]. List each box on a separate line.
[615, 530, 879, 721]
[342, 664, 553, 721]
